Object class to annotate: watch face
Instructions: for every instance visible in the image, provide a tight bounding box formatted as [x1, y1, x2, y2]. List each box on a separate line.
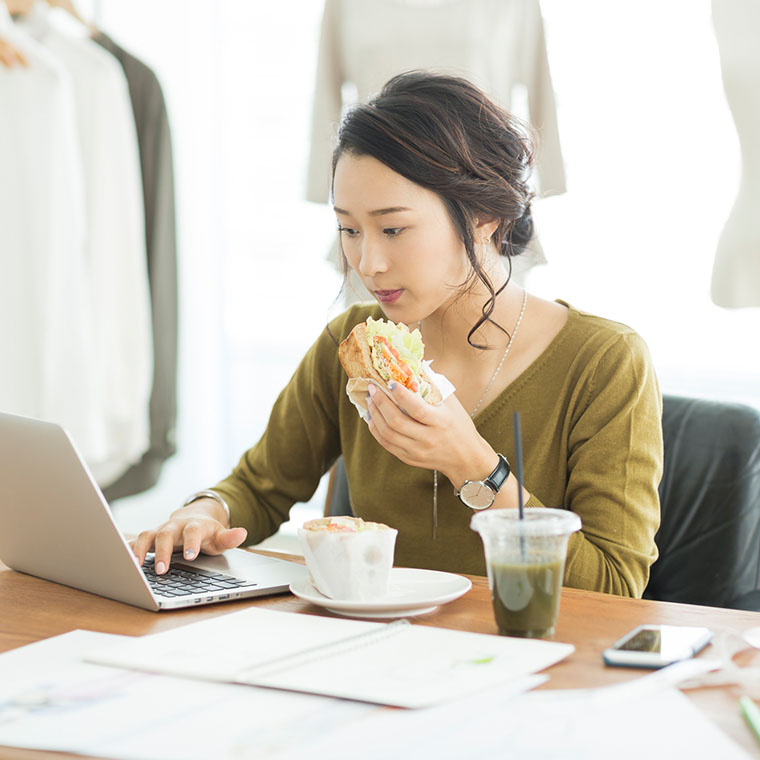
[459, 480, 495, 510]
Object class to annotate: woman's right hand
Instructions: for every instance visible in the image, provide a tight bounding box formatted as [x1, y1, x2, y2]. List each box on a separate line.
[131, 498, 248, 575]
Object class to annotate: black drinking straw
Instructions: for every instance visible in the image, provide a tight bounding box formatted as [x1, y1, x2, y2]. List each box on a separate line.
[513, 411, 525, 521]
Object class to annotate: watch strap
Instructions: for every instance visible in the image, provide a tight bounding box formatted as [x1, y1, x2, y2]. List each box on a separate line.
[485, 453, 510, 493]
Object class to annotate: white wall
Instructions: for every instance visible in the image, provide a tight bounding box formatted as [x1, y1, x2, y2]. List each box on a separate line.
[97, 1, 759, 538]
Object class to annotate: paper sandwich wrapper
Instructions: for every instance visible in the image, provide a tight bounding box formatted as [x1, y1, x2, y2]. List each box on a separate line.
[298, 517, 398, 601]
[345, 378, 392, 422]
[345, 363, 456, 423]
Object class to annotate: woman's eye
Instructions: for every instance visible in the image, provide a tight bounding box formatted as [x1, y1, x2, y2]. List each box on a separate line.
[337, 225, 359, 237]
[383, 227, 403, 238]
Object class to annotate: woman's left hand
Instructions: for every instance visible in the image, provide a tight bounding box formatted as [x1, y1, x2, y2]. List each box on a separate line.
[366, 381, 496, 489]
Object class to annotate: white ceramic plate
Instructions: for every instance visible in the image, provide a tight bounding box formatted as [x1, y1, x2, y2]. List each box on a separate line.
[289, 568, 472, 618]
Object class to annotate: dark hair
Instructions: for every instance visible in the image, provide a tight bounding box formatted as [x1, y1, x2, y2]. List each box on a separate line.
[331, 70, 536, 348]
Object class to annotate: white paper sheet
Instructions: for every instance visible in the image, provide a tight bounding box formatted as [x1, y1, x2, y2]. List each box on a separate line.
[84, 607, 574, 707]
[0, 631, 750, 760]
[0, 630, 376, 759]
[281, 670, 754, 760]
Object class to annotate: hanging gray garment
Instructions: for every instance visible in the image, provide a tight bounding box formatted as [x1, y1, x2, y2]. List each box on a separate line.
[93, 31, 179, 500]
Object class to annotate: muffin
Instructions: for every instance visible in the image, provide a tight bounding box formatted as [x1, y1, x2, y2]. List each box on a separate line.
[297, 516, 398, 600]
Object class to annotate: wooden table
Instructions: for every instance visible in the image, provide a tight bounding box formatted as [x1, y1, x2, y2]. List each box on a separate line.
[2, 554, 760, 758]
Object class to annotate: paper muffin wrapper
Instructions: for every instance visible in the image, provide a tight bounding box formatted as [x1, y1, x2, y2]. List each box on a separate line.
[298, 525, 398, 601]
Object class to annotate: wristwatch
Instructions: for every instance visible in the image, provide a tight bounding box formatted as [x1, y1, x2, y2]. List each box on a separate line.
[455, 454, 511, 510]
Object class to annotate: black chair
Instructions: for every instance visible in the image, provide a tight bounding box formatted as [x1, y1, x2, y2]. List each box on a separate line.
[645, 395, 760, 610]
[324, 456, 352, 518]
[325, 395, 760, 610]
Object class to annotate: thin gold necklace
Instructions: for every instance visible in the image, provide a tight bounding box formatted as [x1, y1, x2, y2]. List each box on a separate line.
[422, 289, 528, 539]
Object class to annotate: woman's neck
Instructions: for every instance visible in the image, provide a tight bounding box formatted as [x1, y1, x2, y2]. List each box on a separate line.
[419, 263, 524, 362]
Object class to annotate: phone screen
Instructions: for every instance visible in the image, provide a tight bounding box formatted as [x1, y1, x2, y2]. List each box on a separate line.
[618, 628, 662, 652]
[616, 625, 710, 657]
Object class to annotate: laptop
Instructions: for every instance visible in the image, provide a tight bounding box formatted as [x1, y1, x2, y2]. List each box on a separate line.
[0, 411, 308, 611]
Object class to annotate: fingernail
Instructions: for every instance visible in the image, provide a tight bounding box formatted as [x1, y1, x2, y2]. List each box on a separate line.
[156, 561, 166, 574]
[368, 384, 376, 397]
[184, 549, 196, 560]
[388, 380, 396, 391]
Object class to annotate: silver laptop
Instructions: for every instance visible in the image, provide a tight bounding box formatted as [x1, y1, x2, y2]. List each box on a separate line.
[0, 411, 308, 611]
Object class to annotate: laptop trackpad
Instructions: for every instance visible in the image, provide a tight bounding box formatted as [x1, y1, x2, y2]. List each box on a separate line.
[185, 549, 307, 585]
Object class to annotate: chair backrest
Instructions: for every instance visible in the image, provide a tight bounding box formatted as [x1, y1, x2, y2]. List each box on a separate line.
[324, 456, 353, 517]
[645, 395, 760, 609]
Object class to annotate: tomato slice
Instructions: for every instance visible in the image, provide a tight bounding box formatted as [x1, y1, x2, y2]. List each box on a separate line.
[375, 337, 419, 393]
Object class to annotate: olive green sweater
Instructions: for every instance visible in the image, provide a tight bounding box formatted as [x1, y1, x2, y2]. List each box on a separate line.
[214, 302, 663, 598]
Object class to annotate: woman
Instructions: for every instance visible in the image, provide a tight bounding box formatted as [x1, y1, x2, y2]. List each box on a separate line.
[133, 72, 662, 597]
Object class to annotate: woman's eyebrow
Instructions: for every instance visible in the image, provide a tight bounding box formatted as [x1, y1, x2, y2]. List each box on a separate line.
[333, 206, 412, 217]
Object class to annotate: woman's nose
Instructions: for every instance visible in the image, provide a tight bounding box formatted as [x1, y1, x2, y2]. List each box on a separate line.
[358, 239, 389, 278]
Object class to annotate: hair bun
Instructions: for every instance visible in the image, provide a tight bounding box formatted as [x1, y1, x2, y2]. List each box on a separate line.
[504, 201, 534, 256]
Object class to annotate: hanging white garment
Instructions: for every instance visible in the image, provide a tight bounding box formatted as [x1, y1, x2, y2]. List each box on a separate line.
[18, 4, 153, 487]
[710, 0, 760, 308]
[306, 0, 566, 204]
[0, 6, 107, 462]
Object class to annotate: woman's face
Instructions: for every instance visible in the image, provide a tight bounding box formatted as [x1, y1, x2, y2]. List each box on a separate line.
[332, 153, 470, 324]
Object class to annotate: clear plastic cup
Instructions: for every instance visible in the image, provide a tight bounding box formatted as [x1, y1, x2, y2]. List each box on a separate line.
[471, 508, 581, 638]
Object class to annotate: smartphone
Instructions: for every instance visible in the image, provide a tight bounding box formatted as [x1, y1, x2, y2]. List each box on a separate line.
[602, 624, 713, 669]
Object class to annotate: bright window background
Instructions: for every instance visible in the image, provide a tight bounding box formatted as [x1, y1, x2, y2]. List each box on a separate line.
[94, 1, 759, 542]
[534, 0, 760, 404]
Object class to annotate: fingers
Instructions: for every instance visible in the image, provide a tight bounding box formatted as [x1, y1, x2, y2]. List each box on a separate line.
[203, 527, 248, 555]
[367, 411, 404, 455]
[153, 525, 182, 574]
[132, 520, 248, 576]
[180, 520, 205, 562]
[367, 387, 421, 464]
[366, 378, 482, 478]
[382, 380, 433, 422]
[132, 529, 158, 567]
[131, 525, 181, 572]
[368, 387, 409, 437]
[368, 382, 424, 429]
[130, 498, 247, 575]
[178, 519, 247, 561]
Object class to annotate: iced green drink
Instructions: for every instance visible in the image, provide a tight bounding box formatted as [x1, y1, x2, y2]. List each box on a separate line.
[471, 508, 581, 638]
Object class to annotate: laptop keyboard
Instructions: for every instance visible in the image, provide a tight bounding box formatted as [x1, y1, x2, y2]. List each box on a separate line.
[141, 557, 252, 598]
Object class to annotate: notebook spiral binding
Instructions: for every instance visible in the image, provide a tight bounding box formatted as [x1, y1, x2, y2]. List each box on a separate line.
[235, 618, 411, 682]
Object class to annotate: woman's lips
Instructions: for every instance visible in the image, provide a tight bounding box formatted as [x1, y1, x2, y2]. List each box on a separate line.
[374, 289, 404, 304]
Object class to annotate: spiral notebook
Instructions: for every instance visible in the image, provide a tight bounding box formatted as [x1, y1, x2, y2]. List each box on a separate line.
[86, 607, 574, 708]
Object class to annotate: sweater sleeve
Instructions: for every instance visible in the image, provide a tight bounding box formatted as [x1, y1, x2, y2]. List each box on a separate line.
[212, 322, 344, 545]
[561, 332, 663, 597]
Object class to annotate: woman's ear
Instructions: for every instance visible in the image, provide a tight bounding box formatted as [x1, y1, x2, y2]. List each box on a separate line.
[474, 217, 500, 245]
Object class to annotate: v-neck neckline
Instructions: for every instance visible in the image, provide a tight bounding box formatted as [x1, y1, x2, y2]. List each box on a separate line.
[471, 300, 576, 425]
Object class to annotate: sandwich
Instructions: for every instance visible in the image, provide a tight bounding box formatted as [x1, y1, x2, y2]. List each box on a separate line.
[338, 317, 443, 405]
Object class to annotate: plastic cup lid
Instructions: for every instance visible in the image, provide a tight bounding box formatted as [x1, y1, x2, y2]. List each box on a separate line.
[470, 507, 582, 537]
